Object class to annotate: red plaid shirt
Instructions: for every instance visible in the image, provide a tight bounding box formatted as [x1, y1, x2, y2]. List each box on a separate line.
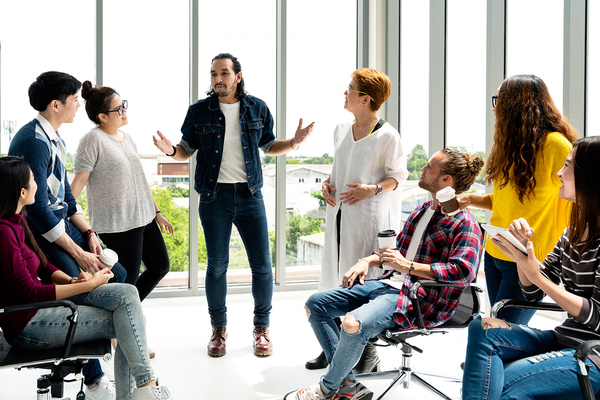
[382, 200, 482, 329]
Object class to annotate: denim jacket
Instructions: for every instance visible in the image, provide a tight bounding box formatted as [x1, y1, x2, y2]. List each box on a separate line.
[178, 94, 276, 197]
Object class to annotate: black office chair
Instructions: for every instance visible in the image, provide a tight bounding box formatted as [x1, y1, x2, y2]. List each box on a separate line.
[357, 280, 482, 400]
[492, 299, 599, 400]
[0, 299, 112, 399]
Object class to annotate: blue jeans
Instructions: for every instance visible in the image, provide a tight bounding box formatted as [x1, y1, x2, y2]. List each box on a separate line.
[199, 183, 273, 327]
[13, 284, 153, 400]
[29, 217, 127, 384]
[100, 220, 170, 301]
[484, 252, 535, 324]
[462, 315, 600, 399]
[305, 281, 400, 395]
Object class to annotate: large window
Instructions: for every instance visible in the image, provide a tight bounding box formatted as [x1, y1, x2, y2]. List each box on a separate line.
[446, 0, 487, 220]
[446, 0, 486, 155]
[102, 0, 190, 289]
[506, 0, 564, 110]
[196, 1, 276, 288]
[283, 0, 356, 282]
[399, 0, 430, 220]
[0, 1, 96, 154]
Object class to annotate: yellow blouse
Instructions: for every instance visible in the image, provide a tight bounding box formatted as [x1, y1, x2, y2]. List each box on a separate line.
[486, 132, 573, 262]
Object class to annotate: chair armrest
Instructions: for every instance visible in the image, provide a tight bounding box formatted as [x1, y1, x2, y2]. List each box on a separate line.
[490, 299, 563, 318]
[409, 281, 479, 331]
[0, 300, 78, 361]
[574, 340, 600, 400]
[575, 340, 600, 364]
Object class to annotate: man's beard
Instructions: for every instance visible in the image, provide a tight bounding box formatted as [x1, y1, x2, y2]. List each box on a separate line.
[215, 83, 236, 97]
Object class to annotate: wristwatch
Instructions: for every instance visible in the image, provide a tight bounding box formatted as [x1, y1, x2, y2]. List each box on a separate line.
[374, 184, 383, 195]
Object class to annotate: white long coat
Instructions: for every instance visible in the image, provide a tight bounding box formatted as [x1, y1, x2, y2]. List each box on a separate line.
[318, 120, 408, 290]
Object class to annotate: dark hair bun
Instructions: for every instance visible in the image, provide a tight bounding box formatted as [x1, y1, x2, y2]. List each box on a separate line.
[81, 80, 95, 100]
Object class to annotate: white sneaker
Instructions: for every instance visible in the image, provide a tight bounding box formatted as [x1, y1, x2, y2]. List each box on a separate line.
[85, 375, 116, 400]
[131, 384, 174, 400]
[283, 383, 333, 400]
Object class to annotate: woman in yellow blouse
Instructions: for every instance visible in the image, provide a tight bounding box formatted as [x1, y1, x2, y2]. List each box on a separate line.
[457, 74, 578, 324]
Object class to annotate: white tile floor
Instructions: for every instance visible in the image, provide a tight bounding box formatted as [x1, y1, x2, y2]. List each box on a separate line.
[0, 289, 563, 400]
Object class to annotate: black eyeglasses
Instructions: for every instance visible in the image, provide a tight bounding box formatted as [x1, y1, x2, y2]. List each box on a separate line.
[491, 95, 498, 108]
[105, 100, 128, 115]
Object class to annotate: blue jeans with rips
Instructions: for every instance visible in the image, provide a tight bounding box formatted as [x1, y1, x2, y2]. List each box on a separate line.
[30, 216, 127, 385]
[13, 284, 153, 400]
[199, 183, 273, 327]
[305, 281, 400, 395]
[462, 315, 600, 399]
[484, 252, 536, 325]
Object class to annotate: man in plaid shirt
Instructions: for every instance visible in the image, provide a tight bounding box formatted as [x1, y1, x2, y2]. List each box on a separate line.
[285, 148, 484, 400]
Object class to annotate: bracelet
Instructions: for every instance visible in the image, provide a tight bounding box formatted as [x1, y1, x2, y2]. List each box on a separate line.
[156, 211, 161, 214]
[83, 228, 96, 238]
[69, 277, 75, 284]
[408, 261, 415, 274]
[358, 258, 369, 264]
[290, 138, 299, 150]
[166, 145, 177, 157]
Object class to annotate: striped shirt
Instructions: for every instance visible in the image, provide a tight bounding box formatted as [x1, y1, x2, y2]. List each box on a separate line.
[522, 228, 600, 367]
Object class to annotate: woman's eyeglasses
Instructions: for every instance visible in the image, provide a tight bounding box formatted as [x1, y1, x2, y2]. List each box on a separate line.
[491, 96, 498, 108]
[105, 100, 128, 115]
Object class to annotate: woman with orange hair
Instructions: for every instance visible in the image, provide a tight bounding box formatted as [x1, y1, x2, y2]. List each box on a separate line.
[458, 74, 578, 324]
[306, 68, 408, 372]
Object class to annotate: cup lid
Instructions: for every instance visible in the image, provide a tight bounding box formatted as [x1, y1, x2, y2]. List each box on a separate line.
[100, 248, 119, 264]
[377, 229, 396, 237]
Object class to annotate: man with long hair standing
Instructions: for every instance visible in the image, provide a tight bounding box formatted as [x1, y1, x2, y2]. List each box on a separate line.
[153, 53, 314, 358]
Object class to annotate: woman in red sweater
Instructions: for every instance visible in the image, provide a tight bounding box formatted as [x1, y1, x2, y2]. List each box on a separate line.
[0, 156, 174, 400]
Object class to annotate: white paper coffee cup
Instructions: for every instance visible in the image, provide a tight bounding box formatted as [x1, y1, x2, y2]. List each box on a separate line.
[436, 186, 460, 216]
[377, 230, 396, 270]
[99, 249, 118, 269]
[377, 233, 396, 249]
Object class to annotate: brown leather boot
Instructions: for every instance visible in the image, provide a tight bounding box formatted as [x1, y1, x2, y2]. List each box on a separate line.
[253, 326, 273, 357]
[207, 326, 227, 357]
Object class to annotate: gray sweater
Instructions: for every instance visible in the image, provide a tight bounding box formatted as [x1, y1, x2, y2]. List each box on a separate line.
[74, 128, 155, 234]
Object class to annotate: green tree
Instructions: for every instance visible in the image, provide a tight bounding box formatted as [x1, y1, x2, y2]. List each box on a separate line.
[406, 144, 428, 180]
[152, 186, 190, 271]
[270, 212, 323, 264]
[167, 184, 189, 198]
[310, 190, 326, 207]
[66, 152, 74, 173]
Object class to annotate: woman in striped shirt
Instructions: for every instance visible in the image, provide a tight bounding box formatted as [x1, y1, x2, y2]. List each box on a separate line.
[462, 136, 600, 399]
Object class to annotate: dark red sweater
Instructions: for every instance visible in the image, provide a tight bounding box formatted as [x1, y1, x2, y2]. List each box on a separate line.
[0, 213, 59, 343]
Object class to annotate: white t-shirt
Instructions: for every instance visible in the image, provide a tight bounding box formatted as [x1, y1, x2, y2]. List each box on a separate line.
[381, 206, 435, 290]
[218, 101, 247, 183]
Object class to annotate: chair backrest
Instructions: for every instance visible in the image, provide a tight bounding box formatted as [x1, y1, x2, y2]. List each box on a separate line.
[439, 284, 481, 329]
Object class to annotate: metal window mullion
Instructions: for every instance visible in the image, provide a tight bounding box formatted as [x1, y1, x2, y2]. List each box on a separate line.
[386, 0, 400, 130]
[96, 0, 103, 87]
[429, 0, 446, 155]
[275, 0, 287, 288]
[357, 0, 369, 69]
[564, 0, 587, 136]
[188, 0, 199, 294]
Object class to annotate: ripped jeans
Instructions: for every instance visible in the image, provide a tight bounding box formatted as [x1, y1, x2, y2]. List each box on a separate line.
[305, 281, 400, 395]
[462, 315, 600, 399]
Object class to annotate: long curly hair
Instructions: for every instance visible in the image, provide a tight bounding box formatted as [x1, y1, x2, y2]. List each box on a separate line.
[485, 75, 579, 203]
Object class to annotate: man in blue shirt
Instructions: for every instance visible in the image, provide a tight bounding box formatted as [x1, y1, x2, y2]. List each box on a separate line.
[9, 71, 126, 400]
[153, 53, 314, 358]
